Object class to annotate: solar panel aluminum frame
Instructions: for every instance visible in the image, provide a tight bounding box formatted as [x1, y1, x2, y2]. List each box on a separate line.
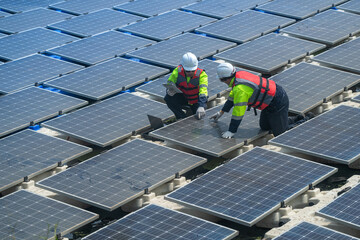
[165, 147, 337, 226]
[37, 139, 207, 211]
[316, 184, 360, 231]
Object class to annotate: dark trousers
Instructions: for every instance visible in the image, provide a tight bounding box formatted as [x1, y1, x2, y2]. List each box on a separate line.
[259, 84, 290, 137]
[164, 93, 198, 119]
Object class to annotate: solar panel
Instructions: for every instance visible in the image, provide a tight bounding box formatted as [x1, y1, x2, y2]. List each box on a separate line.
[281, 10, 360, 45]
[0, 32, 7, 38]
[120, 10, 216, 41]
[166, 147, 337, 226]
[0, 129, 91, 192]
[273, 222, 360, 240]
[49, 0, 130, 15]
[126, 33, 236, 68]
[83, 204, 238, 239]
[114, 0, 197, 18]
[44, 58, 169, 100]
[313, 37, 360, 74]
[149, 105, 267, 157]
[271, 62, 360, 114]
[256, 0, 348, 20]
[0, 0, 64, 13]
[182, 0, 271, 19]
[0, 190, 98, 240]
[0, 87, 88, 137]
[338, 0, 360, 14]
[0, 27, 77, 61]
[45, 31, 154, 66]
[42, 93, 173, 147]
[136, 59, 260, 101]
[37, 139, 206, 210]
[48, 9, 143, 38]
[317, 183, 360, 231]
[214, 33, 325, 74]
[0, 54, 83, 94]
[269, 105, 360, 164]
[0, 8, 72, 34]
[196, 10, 295, 43]
[352, 94, 360, 103]
[0, 10, 11, 17]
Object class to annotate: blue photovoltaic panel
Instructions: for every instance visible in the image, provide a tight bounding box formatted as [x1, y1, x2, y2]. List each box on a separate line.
[317, 183, 360, 231]
[271, 62, 360, 114]
[49, 0, 130, 15]
[126, 33, 236, 68]
[273, 222, 360, 240]
[0, 54, 83, 94]
[0, 0, 64, 13]
[0, 8, 72, 34]
[150, 105, 267, 157]
[83, 204, 238, 239]
[0, 10, 11, 17]
[313, 37, 360, 74]
[45, 31, 154, 65]
[166, 147, 337, 226]
[0, 190, 98, 240]
[114, 0, 197, 18]
[256, 0, 348, 20]
[181, 0, 271, 19]
[0, 87, 88, 137]
[196, 10, 295, 43]
[214, 33, 325, 74]
[269, 105, 360, 164]
[48, 9, 143, 38]
[0, 27, 77, 61]
[0, 129, 91, 192]
[120, 10, 216, 41]
[136, 59, 260, 101]
[338, 0, 360, 14]
[37, 139, 206, 210]
[352, 94, 360, 103]
[281, 10, 360, 46]
[44, 58, 169, 100]
[42, 93, 173, 147]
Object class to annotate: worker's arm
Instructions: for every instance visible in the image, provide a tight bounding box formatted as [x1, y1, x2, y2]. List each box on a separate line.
[167, 68, 178, 84]
[198, 71, 208, 108]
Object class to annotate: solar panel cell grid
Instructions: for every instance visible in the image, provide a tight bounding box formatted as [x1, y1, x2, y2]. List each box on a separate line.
[46, 31, 155, 65]
[44, 57, 169, 100]
[0, 54, 83, 94]
[214, 33, 326, 74]
[196, 10, 295, 43]
[0, 190, 98, 240]
[338, 0, 360, 14]
[0, 0, 65, 13]
[48, 9, 143, 38]
[269, 105, 360, 164]
[0, 129, 91, 192]
[166, 147, 336, 226]
[126, 33, 237, 68]
[120, 10, 216, 41]
[37, 139, 206, 210]
[42, 93, 172, 146]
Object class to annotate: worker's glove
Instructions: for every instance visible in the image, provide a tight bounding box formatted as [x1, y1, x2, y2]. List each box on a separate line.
[209, 111, 224, 122]
[166, 88, 177, 97]
[195, 107, 205, 120]
[222, 131, 234, 139]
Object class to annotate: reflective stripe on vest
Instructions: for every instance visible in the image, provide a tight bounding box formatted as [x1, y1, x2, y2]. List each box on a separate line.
[233, 71, 276, 110]
[176, 65, 203, 104]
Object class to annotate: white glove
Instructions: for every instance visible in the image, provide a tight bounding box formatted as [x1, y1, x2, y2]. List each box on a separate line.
[195, 107, 205, 120]
[222, 131, 234, 139]
[209, 111, 224, 122]
[166, 88, 177, 97]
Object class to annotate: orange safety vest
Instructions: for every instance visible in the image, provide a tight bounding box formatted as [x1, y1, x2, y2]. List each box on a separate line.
[176, 65, 203, 105]
[233, 71, 276, 110]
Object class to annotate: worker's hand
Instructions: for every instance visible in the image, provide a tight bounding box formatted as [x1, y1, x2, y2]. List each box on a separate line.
[166, 88, 177, 97]
[222, 131, 234, 139]
[195, 107, 205, 120]
[209, 111, 223, 122]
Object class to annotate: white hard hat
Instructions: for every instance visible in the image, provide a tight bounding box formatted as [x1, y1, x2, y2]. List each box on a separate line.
[217, 62, 235, 79]
[181, 52, 198, 71]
